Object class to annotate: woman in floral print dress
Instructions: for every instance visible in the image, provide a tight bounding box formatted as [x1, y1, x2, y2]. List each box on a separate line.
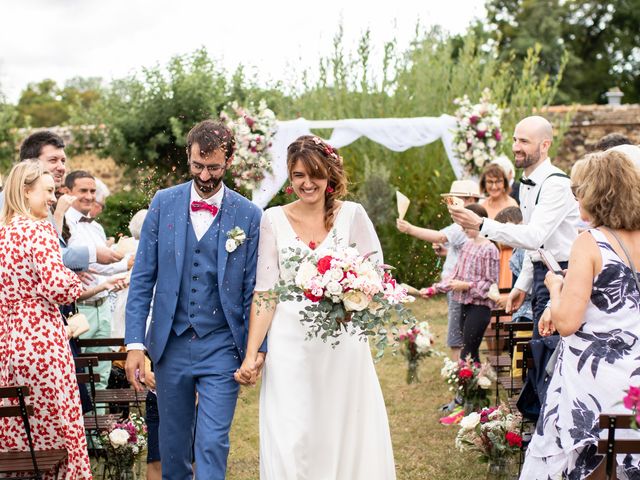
[520, 151, 640, 479]
[0, 161, 92, 479]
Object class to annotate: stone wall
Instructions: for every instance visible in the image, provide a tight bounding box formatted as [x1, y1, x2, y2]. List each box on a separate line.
[543, 104, 640, 171]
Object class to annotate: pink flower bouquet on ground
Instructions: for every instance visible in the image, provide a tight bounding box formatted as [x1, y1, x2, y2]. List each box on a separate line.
[270, 245, 415, 356]
[441, 356, 497, 412]
[456, 404, 523, 471]
[100, 413, 148, 478]
[399, 321, 438, 383]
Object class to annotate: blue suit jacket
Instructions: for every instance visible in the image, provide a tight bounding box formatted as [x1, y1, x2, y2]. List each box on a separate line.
[124, 182, 262, 363]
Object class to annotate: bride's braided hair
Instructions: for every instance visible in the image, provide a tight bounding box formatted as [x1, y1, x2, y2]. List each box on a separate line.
[286, 135, 348, 230]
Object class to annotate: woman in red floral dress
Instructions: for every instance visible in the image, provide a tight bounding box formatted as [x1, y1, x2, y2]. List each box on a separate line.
[0, 161, 93, 479]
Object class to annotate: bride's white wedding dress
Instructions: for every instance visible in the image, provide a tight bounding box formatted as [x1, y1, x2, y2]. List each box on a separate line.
[254, 201, 396, 480]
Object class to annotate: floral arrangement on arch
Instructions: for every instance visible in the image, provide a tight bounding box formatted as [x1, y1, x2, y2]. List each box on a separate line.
[455, 404, 523, 464]
[265, 244, 415, 357]
[399, 321, 437, 383]
[441, 356, 496, 412]
[220, 99, 277, 192]
[100, 413, 148, 477]
[452, 88, 503, 177]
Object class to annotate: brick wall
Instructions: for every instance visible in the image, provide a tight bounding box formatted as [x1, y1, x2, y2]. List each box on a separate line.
[543, 104, 640, 171]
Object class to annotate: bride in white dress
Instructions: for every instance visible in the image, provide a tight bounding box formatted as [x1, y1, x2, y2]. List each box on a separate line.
[236, 135, 396, 480]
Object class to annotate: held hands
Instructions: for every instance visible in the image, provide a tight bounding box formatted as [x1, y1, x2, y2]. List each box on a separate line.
[234, 352, 266, 386]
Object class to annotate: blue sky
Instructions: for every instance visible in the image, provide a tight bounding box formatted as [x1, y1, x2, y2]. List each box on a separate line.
[0, 0, 484, 102]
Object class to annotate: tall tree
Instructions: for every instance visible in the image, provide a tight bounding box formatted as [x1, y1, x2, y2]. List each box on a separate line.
[482, 0, 640, 104]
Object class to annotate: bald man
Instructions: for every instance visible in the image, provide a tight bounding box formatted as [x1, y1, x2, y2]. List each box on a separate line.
[448, 116, 579, 337]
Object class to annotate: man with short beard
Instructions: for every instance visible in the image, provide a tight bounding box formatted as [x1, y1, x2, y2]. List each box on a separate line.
[125, 120, 264, 480]
[448, 116, 579, 338]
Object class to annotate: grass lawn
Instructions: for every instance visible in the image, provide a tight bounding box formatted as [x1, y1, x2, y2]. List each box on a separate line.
[226, 297, 491, 480]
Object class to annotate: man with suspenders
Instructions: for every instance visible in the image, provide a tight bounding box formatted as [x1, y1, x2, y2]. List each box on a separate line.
[448, 115, 580, 338]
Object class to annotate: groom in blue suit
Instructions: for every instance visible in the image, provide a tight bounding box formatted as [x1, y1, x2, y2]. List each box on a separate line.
[125, 120, 265, 479]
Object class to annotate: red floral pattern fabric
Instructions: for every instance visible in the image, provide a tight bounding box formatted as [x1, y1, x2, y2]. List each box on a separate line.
[0, 216, 91, 479]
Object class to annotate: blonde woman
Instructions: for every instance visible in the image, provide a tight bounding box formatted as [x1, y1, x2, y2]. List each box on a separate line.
[522, 150, 640, 479]
[0, 161, 93, 479]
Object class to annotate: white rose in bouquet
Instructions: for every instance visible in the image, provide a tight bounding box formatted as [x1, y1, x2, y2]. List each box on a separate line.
[477, 375, 492, 389]
[295, 261, 318, 288]
[459, 412, 481, 430]
[343, 290, 371, 312]
[109, 428, 130, 447]
[415, 334, 432, 353]
[325, 281, 343, 299]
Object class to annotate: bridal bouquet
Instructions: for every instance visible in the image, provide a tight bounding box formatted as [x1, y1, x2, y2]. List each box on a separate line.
[456, 404, 523, 467]
[441, 357, 496, 412]
[452, 88, 503, 177]
[220, 99, 277, 192]
[399, 321, 437, 383]
[271, 246, 415, 356]
[100, 413, 148, 477]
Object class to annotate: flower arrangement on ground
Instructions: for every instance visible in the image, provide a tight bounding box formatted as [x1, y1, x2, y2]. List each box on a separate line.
[269, 245, 415, 356]
[220, 99, 277, 193]
[441, 356, 496, 412]
[456, 404, 523, 476]
[623, 385, 640, 429]
[100, 413, 148, 478]
[399, 321, 437, 383]
[452, 88, 503, 177]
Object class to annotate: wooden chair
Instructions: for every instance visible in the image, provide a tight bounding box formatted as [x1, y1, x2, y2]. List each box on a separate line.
[74, 357, 122, 460]
[592, 413, 640, 479]
[0, 385, 68, 480]
[76, 338, 147, 414]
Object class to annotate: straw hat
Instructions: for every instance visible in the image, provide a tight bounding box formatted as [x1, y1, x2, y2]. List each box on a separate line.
[440, 179, 482, 198]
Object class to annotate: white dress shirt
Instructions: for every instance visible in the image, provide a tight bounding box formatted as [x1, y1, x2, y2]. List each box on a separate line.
[190, 183, 224, 240]
[66, 207, 129, 300]
[480, 158, 579, 293]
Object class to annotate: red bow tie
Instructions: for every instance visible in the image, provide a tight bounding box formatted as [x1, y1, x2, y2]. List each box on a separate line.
[191, 201, 219, 216]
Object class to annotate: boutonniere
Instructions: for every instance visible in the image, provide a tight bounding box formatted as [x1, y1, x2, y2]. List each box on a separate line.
[225, 227, 247, 253]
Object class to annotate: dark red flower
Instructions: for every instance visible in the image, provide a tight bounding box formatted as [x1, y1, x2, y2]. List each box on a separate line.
[493, 129, 502, 141]
[476, 130, 486, 139]
[317, 256, 334, 274]
[245, 116, 255, 128]
[469, 115, 480, 124]
[459, 368, 473, 379]
[304, 290, 323, 302]
[505, 431, 523, 447]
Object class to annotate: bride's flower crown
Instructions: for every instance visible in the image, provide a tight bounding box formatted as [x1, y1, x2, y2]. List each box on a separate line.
[311, 136, 343, 164]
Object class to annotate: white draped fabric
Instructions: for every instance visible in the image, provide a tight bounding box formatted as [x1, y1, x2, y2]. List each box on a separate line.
[251, 115, 461, 208]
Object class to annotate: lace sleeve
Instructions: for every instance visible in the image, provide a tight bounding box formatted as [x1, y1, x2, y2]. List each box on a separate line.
[348, 203, 384, 265]
[254, 210, 280, 292]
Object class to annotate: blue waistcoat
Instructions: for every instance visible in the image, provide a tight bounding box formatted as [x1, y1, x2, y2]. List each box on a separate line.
[172, 217, 228, 337]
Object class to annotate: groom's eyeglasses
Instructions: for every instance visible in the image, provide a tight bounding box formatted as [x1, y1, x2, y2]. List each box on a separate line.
[190, 161, 225, 175]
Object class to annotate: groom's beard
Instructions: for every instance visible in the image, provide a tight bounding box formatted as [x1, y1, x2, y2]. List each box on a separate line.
[192, 172, 225, 195]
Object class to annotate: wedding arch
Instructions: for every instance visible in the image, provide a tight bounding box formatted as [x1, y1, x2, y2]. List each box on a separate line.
[252, 115, 463, 208]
